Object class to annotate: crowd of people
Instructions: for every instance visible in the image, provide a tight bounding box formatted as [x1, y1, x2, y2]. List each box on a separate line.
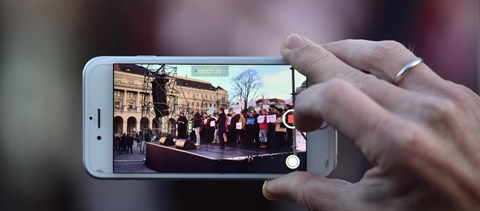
[113, 132, 137, 153]
[112, 104, 297, 152]
[178, 105, 296, 150]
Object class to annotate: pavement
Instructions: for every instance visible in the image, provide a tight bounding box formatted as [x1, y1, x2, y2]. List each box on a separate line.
[114, 143, 155, 173]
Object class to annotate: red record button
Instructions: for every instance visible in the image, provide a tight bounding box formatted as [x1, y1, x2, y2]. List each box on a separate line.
[282, 109, 295, 129]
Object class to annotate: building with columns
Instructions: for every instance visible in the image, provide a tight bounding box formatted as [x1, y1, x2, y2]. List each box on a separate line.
[113, 64, 229, 135]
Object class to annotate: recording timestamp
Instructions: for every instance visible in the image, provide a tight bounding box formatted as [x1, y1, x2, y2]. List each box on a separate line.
[191, 65, 229, 77]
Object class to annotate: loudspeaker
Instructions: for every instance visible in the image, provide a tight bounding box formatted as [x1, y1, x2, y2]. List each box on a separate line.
[175, 139, 197, 150]
[152, 77, 170, 118]
[159, 137, 174, 146]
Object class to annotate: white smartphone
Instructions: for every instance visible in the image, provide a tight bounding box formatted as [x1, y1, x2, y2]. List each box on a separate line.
[83, 56, 337, 179]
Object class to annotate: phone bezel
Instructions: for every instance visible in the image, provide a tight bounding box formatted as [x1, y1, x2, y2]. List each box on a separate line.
[83, 56, 337, 179]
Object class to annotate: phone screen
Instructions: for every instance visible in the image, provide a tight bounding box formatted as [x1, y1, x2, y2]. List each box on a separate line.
[113, 63, 306, 174]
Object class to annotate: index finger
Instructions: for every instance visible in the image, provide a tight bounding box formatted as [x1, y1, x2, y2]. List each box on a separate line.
[281, 34, 418, 119]
[322, 39, 447, 94]
[295, 79, 413, 167]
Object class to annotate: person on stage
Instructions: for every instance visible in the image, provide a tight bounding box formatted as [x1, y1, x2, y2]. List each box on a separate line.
[206, 114, 216, 143]
[238, 110, 247, 146]
[200, 114, 208, 143]
[252, 110, 260, 147]
[193, 108, 201, 146]
[176, 112, 188, 139]
[258, 109, 269, 149]
[245, 111, 256, 147]
[228, 111, 239, 146]
[217, 108, 227, 149]
[275, 108, 287, 149]
[225, 112, 232, 144]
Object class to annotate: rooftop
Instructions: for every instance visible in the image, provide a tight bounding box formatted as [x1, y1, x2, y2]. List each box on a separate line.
[115, 64, 225, 92]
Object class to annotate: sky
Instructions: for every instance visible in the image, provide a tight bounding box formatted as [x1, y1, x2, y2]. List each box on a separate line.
[169, 64, 306, 104]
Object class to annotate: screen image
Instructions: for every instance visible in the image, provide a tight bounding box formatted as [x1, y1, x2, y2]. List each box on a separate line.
[113, 63, 307, 174]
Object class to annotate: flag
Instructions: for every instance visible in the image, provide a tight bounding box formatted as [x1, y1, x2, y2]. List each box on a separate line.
[261, 95, 265, 110]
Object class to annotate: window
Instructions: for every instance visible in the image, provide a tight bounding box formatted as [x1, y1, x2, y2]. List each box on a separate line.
[114, 90, 123, 98]
[114, 101, 121, 109]
[127, 92, 135, 100]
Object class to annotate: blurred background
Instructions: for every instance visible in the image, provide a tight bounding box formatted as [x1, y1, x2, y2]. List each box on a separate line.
[0, 0, 478, 210]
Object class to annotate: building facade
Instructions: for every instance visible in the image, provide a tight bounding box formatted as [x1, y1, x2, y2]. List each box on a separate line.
[113, 64, 229, 135]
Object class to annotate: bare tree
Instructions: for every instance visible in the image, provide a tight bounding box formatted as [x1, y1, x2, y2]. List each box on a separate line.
[231, 69, 263, 110]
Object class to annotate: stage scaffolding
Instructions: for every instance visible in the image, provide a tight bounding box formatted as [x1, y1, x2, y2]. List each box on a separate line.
[140, 64, 189, 144]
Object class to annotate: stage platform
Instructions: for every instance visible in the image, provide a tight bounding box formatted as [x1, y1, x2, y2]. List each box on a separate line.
[145, 142, 306, 173]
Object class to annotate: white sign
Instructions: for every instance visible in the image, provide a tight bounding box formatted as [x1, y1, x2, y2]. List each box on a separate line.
[267, 114, 277, 123]
[257, 115, 265, 123]
[236, 122, 242, 130]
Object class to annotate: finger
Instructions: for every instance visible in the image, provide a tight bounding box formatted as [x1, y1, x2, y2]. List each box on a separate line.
[322, 39, 447, 94]
[295, 79, 413, 167]
[281, 34, 417, 111]
[263, 171, 351, 210]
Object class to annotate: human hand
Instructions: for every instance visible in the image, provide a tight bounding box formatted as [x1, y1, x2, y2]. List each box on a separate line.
[263, 34, 480, 210]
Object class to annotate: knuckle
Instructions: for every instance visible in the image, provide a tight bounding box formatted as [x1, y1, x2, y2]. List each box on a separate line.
[364, 117, 428, 170]
[446, 83, 480, 108]
[371, 40, 406, 59]
[418, 97, 457, 122]
[395, 128, 430, 169]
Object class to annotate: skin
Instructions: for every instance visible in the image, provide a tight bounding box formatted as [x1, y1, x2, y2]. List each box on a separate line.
[262, 34, 480, 210]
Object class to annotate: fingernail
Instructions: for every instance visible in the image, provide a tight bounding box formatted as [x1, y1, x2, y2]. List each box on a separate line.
[262, 180, 279, 200]
[284, 34, 307, 50]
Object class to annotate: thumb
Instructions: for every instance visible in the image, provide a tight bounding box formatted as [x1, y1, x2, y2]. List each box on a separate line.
[263, 171, 351, 210]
